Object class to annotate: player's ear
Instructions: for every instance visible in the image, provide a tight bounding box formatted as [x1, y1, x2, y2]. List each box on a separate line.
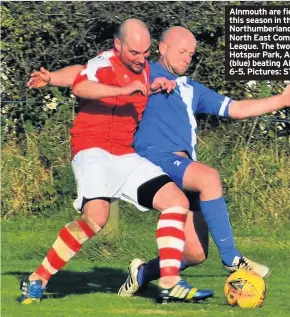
[159, 42, 167, 56]
[114, 37, 122, 53]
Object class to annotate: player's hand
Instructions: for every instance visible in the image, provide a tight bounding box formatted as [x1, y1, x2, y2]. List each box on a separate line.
[149, 77, 176, 95]
[120, 80, 148, 96]
[281, 84, 290, 107]
[27, 67, 51, 88]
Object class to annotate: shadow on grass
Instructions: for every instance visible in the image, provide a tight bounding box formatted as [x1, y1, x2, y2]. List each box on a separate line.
[3, 267, 158, 300]
[3, 265, 227, 301]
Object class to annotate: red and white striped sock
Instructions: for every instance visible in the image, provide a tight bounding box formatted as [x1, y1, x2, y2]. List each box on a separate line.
[34, 218, 101, 281]
[156, 206, 187, 279]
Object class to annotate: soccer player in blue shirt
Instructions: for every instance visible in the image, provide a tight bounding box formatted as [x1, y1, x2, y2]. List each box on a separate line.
[118, 26, 290, 297]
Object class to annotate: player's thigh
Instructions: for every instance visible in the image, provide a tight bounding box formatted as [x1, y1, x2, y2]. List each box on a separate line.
[121, 155, 178, 211]
[127, 153, 190, 210]
[71, 148, 113, 213]
[145, 153, 192, 190]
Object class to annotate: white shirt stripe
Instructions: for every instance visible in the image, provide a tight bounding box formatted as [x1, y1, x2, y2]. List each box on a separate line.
[80, 50, 114, 82]
[143, 68, 148, 84]
[176, 77, 197, 160]
[219, 97, 230, 116]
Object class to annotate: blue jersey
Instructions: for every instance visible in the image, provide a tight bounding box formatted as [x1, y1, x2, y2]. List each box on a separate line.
[134, 62, 232, 160]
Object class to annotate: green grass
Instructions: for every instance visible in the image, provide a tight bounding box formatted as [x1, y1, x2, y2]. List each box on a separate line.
[2, 210, 290, 317]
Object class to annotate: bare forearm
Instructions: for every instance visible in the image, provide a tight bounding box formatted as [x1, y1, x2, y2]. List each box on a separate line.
[229, 95, 288, 119]
[72, 81, 123, 99]
[50, 65, 84, 87]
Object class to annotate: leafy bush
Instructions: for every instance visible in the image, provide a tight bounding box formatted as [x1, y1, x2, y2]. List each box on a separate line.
[1, 125, 74, 218]
[1, 1, 289, 231]
[2, 1, 288, 143]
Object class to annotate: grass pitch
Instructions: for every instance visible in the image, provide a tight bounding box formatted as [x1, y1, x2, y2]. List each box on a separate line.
[2, 212, 290, 317]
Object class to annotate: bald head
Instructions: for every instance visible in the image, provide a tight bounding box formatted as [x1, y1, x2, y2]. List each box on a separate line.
[114, 18, 151, 74]
[161, 26, 196, 47]
[159, 26, 197, 76]
[117, 18, 150, 43]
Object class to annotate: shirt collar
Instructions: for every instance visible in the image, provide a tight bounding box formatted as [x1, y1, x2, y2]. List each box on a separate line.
[151, 61, 178, 80]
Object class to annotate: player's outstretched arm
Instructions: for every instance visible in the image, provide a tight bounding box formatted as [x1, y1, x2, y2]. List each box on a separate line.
[72, 80, 148, 100]
[27, 65, 84, 89]
[229, 84, 290, 119]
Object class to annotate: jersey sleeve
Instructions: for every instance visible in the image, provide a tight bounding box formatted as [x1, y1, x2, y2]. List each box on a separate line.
[72, 54, 112, 88]
[193, 81, 232, 117]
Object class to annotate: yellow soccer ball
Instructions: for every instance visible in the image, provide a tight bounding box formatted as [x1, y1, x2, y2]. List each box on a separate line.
[224, 269, 266, 308]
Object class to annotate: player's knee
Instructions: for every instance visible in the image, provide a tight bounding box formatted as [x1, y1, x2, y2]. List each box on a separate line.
[83, 210, 108, 228]
[207, 167, 220, 183]
[140, 175, 190, 211]
[203, 167, 222, 189]
[153, 185, 190, 211]
[172, 193, 190, 210]
[82, 199, 110, 228]
[164, 187, 189, 209]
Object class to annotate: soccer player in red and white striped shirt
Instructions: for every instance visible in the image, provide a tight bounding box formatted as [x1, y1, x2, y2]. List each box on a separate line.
[19, 18, 213, 304]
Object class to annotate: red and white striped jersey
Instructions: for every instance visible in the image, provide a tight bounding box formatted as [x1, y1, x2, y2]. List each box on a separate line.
[70, 49, 150, 158]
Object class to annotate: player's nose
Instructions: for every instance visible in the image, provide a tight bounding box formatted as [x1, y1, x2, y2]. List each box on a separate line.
[136, 55, 145, 64]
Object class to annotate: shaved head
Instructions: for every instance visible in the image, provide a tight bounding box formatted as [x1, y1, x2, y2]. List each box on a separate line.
[159, 26, 197, 75]
[161, 26, 196, 46]
[114, 18, 151, 74]
[117, 18, 150, 43]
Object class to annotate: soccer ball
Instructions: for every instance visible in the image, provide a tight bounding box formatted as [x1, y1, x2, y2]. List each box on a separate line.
[224, 269, 266, 308]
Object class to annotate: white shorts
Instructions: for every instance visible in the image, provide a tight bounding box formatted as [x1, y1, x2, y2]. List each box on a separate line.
[71, 148, 167, 212]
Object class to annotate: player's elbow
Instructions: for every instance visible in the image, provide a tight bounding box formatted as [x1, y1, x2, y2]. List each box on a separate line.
[72, 85, 79, 97]
[72, 81, 100, 99]
[72, 82, 85, 98]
